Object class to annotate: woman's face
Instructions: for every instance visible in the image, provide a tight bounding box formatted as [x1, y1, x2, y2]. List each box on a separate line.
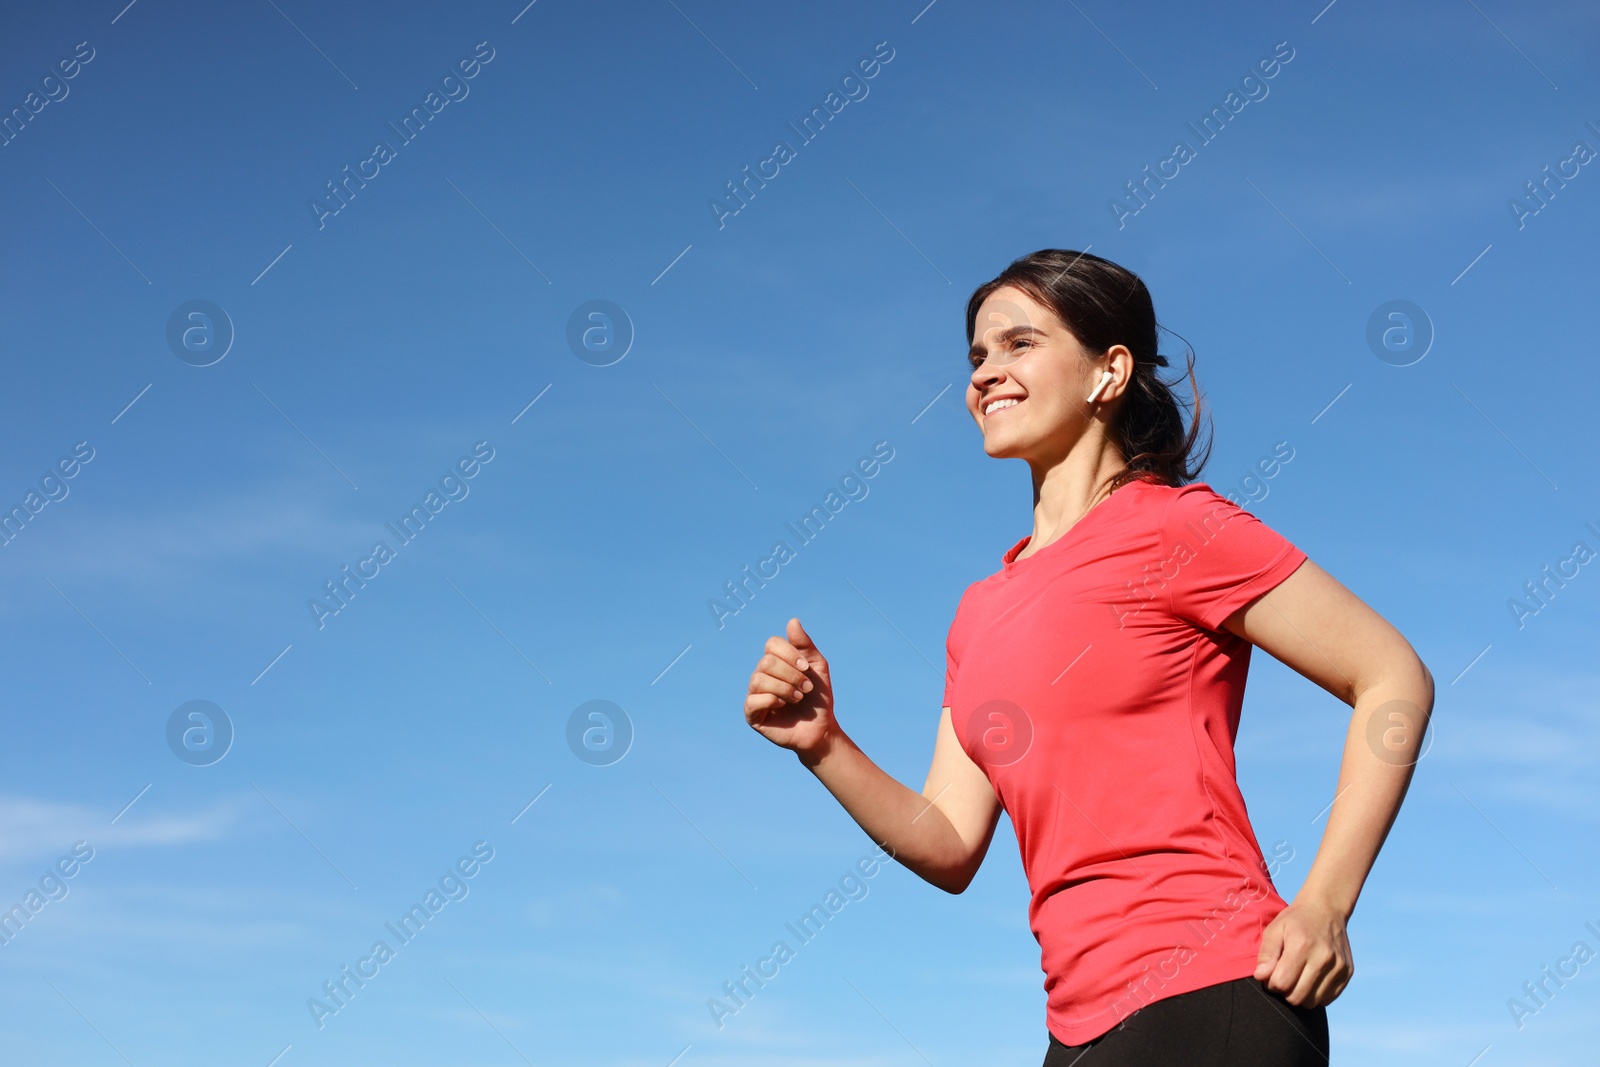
[966, 284, 1120, 464]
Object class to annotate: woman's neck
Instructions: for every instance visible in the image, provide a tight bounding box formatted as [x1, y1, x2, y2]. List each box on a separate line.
[1020, 442, 1129, 557]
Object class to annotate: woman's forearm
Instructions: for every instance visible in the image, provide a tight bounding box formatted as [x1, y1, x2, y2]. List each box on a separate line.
[1297, 661, 1435, 918]
[798, 726, 978, 894]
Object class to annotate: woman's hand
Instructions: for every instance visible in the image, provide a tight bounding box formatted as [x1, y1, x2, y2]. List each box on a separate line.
[744, 617, 836, 759]
[1253, 895, 1354, 1008]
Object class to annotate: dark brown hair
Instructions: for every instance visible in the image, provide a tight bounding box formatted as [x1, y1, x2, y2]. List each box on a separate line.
[964, 248, 1210, 493]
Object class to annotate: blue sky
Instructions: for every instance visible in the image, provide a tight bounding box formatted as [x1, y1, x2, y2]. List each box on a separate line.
[1, 0, 1597, 1063]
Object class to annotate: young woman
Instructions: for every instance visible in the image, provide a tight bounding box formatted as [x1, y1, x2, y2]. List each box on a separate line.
[743, 249, 1434, 1065]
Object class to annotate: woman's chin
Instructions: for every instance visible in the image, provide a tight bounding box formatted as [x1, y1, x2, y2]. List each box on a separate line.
[982, 436, 1024, 459]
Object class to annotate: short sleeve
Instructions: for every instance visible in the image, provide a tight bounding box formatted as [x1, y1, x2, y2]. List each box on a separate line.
[943, 582, 979, 708]
[1161, 483, 1307, 632]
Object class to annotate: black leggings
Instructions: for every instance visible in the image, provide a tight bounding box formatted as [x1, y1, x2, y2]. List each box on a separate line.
[1041, 977, 1329, 1066]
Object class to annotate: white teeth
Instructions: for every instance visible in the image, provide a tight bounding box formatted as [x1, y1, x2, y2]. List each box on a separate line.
[984, 398, 1021, 416]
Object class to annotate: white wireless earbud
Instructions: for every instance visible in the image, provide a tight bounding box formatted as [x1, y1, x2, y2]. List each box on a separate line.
[1085, 370, 1114, 403]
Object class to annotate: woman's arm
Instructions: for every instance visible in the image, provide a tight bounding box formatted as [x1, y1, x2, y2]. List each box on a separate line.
[1222, 557, 1436, 1007]
[744, 617, 1004, 894]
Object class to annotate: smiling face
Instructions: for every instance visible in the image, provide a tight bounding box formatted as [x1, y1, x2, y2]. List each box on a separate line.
[966, 284, 1127, 465]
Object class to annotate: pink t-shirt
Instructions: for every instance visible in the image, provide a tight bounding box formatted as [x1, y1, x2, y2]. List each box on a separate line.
[943, 476, 1309, 1046]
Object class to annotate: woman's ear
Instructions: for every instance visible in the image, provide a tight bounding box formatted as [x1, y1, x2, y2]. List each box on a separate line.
[1101, 345, 1136, 402]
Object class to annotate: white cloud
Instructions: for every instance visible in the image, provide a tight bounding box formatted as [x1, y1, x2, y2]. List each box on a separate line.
[0, 793, 241, 865]
[523, 882, 625, 928]
[2, 479, 371, 585]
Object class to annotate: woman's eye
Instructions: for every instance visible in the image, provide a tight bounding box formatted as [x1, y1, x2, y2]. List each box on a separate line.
[968, 339, 1033, 368]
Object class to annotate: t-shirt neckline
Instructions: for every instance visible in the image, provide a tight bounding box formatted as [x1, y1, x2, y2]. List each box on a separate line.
[1002, 477, 1157, 574]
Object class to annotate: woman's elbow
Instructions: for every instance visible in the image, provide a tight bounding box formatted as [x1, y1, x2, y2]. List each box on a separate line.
[930, 857, 981, 895]
[1362, 634, 1434, 710]
[1403, 644, 1435, 710]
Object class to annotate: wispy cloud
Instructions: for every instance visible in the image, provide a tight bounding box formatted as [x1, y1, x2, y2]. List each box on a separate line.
[0, 794, 241, 864]
[523, 882, 624, 928]
[1, 481, 370, 587]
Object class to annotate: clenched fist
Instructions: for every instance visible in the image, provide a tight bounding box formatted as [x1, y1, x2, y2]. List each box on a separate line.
[744, 617, 836, 759]
[1253, 896, 1355, 1008]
